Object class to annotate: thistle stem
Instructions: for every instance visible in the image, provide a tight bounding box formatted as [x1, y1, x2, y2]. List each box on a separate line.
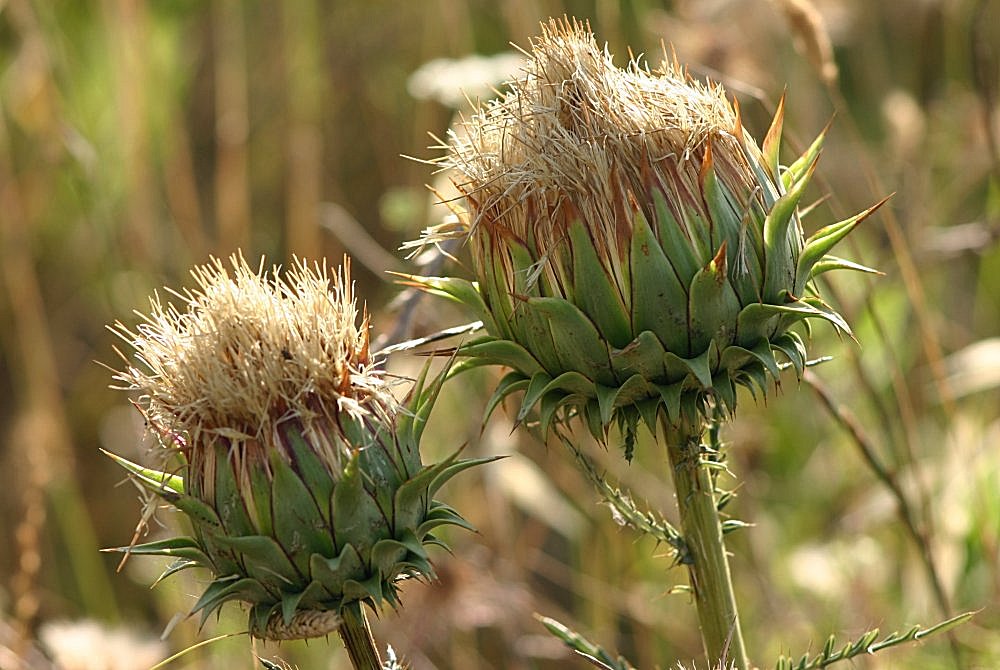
[662, 414, 748, 670]
[338, 601, 383, 670]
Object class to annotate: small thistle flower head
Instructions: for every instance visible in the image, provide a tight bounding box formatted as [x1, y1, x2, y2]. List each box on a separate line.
[410, 18, 883, 455]
[107, 254, 487, 639]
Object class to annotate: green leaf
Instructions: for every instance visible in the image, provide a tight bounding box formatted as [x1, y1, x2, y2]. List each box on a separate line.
[245, 464, 273, 537]
[269, 453, 336, 577]
[333, 456, 387, 554]
[736, 302, 780, 346]
[341, 574, 384, 604]
[568, 220, 633, 348]
[762, 160, 815, 302]
[595, 384, 618, 427]
[192, 577, 270, 624]
[370, 538, 408, 575]
[459, 337, 545, 377]
[392, 274, 494, 330]
[281, 427, 335, 525]
[772, 332, 807, 377]
[611, 330, 668, 381]
[212, 443, 255, 537]
[279, 589, 307, 626]
[795, 296, 853, 336]
[172, 494, 225, 530]
[629, 210, 689, 353]
[688, 244, 742, 354]
[584, 399, 605, 443]
[615, 374, 655, 408]
[772, 612, 973, 670]
[517, 371, 554, 422]
[427, 454, 500, 499]
[542, 370, 599, 398]
[654, 381, 684, 424]
[701, 142, 748, 268]
[527, 296, 617, 385]
[721, 340, 781, 381]
[417, 502, 475, 536]
[151, 558, 202, 587]
[484, 371, 530, 424]
[651, 188, 701, 285]
[507, 235, 542, 297]
[711, 372, 737, 413]
[479, 239, 517, 339]
[635, 398, 661, 433]
[538, 391, 572, 437]
[309, 544, 364, 597]
[509, 298, 565, 375]
[214, 534, 300, 589]
[664, 348, 713, 389]
[537, 615, 637, 670]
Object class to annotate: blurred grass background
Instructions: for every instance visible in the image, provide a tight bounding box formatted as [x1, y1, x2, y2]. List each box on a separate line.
[0, 1, 998, 668]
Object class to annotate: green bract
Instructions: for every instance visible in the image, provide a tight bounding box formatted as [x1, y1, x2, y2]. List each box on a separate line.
[408, 19, 883, 455]
[108, 255, 488, 640]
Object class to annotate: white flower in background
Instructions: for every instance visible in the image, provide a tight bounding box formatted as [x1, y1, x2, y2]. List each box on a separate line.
[408, 53, 525, 107]
[39, 620, 165, 670]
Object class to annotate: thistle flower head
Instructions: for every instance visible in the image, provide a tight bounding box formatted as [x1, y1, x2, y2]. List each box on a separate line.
[411, 18, 883, 454]
[108, 254, 487, 640]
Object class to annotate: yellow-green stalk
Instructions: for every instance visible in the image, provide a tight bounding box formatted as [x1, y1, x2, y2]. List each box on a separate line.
[106, 254, 490, 667]
[408, 18, 883, 668]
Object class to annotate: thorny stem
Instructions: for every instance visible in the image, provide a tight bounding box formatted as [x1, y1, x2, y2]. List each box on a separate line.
[662, 413, 748, 670]
[338, 601, 383, 670]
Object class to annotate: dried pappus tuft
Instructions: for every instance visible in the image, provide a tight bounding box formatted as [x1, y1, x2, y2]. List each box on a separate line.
[112, 253, 390, 445]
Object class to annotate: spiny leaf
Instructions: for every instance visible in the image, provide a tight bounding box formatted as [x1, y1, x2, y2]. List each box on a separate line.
[103, 536, 209, 564]
[484, 371, 531, 424]
[773, 612, 973, 670]
[391, 273, 495, 332]
[808, 254, 881, 279]
[762, 159, 816, 302]
[783, 123, 828, 190]
[564, 436, 685, 559]
[762, 91, 786, 182]
[795, 195, 891, 294]
[536, 615, 637, 670]
[101, 449, 184, 496]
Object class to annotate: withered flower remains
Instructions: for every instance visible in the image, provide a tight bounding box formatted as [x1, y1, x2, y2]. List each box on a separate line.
[108, 255, 486, 640]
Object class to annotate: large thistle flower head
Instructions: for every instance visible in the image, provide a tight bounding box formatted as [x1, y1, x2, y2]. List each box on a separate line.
[107, 254, 487, 640]
[410, 18, 883, 453]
